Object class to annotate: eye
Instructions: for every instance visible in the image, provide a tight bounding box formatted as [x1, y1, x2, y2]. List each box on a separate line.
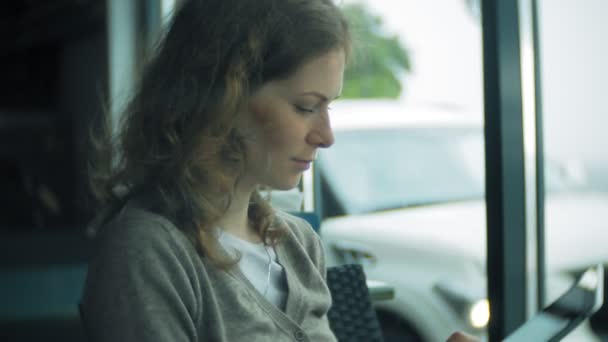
[294, 105, 315, 113]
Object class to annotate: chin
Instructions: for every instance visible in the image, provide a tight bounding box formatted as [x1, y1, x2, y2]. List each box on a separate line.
[272, 182, 300, 191]
[268, 176, 302, 191]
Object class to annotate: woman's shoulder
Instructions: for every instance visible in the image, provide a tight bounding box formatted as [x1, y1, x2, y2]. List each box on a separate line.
[92, 200, 197, 261]
[82, 202, 204, 340]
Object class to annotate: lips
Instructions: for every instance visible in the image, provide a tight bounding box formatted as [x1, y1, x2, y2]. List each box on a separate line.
[292, 158, 313, 170]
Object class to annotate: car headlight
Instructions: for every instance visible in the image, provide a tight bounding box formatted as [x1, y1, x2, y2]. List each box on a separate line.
[434, 281, 489, 330]
[469, 298, 490, 328]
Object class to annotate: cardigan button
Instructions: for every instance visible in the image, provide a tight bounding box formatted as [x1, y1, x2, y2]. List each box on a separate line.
[294, 329, 305, 341]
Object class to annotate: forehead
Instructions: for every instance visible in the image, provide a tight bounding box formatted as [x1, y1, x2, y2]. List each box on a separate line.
[269, 49, 345, 97]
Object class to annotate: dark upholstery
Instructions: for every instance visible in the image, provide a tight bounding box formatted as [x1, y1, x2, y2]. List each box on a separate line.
[327, 264, 384, 342]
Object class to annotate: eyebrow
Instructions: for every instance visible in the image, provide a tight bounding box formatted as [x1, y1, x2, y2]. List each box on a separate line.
[300, 91, 341, 102]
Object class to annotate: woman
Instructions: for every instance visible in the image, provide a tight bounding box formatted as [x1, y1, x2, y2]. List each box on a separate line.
[82, 0, 348, 341]
[81, 0, 479, 341]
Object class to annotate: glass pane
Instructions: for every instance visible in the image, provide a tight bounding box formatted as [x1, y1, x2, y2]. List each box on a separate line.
[317, 1, 488, 340]
[537, 0, 608, 340]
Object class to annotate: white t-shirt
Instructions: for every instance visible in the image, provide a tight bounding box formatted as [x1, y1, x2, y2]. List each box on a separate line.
[217, 230, 288, 310]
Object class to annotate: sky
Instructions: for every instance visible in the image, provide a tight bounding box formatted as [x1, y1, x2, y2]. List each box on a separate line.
[345, 0, 483, 111]
[344, 0, 608, 164]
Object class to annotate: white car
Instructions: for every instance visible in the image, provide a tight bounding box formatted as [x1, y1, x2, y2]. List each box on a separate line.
[313, 100, 607, 341]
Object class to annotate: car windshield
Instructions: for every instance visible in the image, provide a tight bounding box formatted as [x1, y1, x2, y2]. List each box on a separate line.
[317, 127, 582, 215]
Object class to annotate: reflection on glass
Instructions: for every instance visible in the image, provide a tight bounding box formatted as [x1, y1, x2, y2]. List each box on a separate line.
[537, 0, 608, 338]
[316, 1, 488, 341]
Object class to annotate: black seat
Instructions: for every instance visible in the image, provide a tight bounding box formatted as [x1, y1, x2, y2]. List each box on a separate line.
[326, 263, 384, 342]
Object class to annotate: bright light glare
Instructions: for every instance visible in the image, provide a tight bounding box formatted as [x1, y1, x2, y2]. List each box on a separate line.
[579, 268, 599, 291]
[161, 0, 176, 25]
[469, 299, 490, 329]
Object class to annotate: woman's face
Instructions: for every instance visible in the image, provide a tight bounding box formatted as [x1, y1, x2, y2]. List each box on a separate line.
[239, 49, 345, 191]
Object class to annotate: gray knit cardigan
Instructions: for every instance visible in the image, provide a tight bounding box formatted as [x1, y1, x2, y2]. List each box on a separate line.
[81, 201, 337, 342]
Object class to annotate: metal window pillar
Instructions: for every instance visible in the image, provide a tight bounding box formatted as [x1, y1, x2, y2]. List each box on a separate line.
[107, 0, 163, 130]
[531, 0, 546, 310]
[482, 0, 544, 339]
[107, 0, 137, 130]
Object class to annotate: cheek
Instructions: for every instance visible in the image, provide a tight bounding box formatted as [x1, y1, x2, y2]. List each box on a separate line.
[248, 101, 292, 146]
[248, 99, 275, 125]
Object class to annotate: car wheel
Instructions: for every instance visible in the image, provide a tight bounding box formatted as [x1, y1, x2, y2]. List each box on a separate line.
[377, 310, 424, 342]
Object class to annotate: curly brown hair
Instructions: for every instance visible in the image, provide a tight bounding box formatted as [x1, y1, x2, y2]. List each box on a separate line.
[89, 0, 351, 268]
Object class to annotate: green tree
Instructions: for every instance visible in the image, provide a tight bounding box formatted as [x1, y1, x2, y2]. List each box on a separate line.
[342, 3, 411, 99]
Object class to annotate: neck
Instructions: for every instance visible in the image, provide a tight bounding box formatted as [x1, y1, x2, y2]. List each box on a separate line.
[215, 185, 261, 243]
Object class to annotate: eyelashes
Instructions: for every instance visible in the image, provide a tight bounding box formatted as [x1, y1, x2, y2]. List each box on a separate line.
[294, 104, 332, 114]
[294, 105, 315, 113]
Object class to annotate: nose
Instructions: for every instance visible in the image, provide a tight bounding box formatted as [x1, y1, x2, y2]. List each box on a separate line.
[307, 113, 335, 148]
